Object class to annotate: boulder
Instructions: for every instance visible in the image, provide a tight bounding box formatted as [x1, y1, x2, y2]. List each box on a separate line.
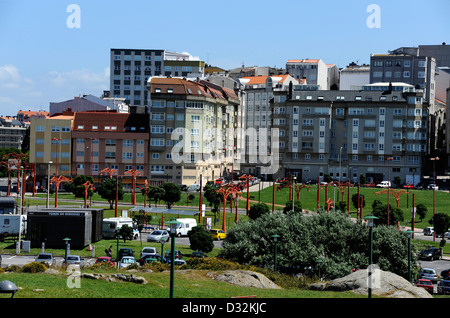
[211, 270, 281, 289]
[311, 268, 432, 298]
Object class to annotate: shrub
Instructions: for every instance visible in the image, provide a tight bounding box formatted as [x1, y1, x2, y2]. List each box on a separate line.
[23, 261, 47, 273]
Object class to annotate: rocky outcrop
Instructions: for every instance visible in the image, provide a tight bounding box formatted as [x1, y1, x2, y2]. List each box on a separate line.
[309, 268, 432, 298]
[210, 270, 281, 289]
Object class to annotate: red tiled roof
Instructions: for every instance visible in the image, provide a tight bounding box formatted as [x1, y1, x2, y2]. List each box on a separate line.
[240, 74, 297, 85]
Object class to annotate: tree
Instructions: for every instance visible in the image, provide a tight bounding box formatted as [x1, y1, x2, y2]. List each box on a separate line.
[203, 184, 222, 224]
[65, 175, 94, 199]
[352, 193, 365, 209]
[132, 209, 152, 246]
[336, 200, 347, 213]
[118, 224, 134, 243]
[187, 225, 214, 253]
[415, 203, 427, 222]
[371, 200, 404, 226]
[359, 174, 367, 185]
[96, 177, 124, 209]
[160, 183, 181, 208]
[431, 213, 450, 237]
[249, 203, 270, 220]
[282, 200, 302, 214]
[147, 186, 165, 207]
[393, 176, 402, 188]
[220, 211, 419, 280]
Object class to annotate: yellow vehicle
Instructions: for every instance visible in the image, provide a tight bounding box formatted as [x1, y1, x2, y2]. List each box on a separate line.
[210, 229, 226, 240]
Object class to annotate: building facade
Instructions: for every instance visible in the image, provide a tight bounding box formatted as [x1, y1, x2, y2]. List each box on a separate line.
[71, 111, 149, 179]
[110, 49, 205, 107]
[147, 77, 240, 185]
[270, 86, 429, 185]
[286, 59, 339, 90]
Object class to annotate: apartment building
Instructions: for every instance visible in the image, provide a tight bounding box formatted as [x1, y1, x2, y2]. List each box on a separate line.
[369, 53, 436, 109]
[271, 84, 429, 185]
[110, 49, 205, 107]
[339, 62, 371, 90]
[71, 111, 149, 179]
[147, 77, 240, 185]
[238, 74, 298, 177]
[29, 111, 74, 185]
[49, 94, 129, 116]
[0, 116, 27, 150]
[286, 59, 339, 90]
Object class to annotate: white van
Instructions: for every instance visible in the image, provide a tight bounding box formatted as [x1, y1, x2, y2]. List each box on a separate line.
[0, 215, 27, 240]
[187, 184, 200, 192]
[102, 217, 138, 239]
[376, 181, 391, 188]
[168, 218, 197, 237]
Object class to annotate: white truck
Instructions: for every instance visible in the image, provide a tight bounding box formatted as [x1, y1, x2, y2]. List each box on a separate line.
[0, 214, 27, 240]
[168, 218, 197, 237]
[102, 217, 139, 239]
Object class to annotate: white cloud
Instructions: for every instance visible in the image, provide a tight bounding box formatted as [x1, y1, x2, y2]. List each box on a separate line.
[0, 65, 110, 115]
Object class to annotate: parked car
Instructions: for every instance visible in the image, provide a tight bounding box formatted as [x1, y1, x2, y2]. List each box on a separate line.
[64, 255, 81, 265]
[147, 229, 170, 242]
[180, 184, 187, 192]
[419, 268, 439, 283]
[35, 253, 54, 266]
[118, 248, 134, 260]
[190, 251, 207, 258]
[95, 256, 116, 267]
[441, 269, 450, 280]
[403, 183, 414, 189]
[187, 184, 200, 192]
[119, 256, 136, 269]
[164, 250, 182, 260]
[138, 254, 166, 265]
[423, 227, 434, 236]
[437, 280, 450, 295]
[210, 229, 227, 240]
[364, 182, 376, 187]
[168, 259, 186, 266]
[215, 178, 225, 186]
[276, 177, 289, 183]
[444, 232, 450, 239]
[416, 279, 434, 294]
[428, 183, 439, 190]
[419, 247, 442, 261]
[140, 247, 157, 258]
[376, 181, 391, 188]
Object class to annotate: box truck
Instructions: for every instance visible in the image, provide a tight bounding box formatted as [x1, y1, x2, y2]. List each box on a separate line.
[168, 218, 197, 237]
[102, 217, 139, 239]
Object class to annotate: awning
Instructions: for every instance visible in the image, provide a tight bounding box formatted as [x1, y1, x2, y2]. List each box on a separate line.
[129, 206, 199, 216]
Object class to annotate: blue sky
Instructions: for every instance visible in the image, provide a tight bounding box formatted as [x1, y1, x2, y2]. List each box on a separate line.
[0, 0, 448, 115]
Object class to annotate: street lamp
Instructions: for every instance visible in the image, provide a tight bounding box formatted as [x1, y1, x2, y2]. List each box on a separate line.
[63, 237, 71, 263]
[404, 230, 414, 283]
[0, 280, 18, 298]
[364, 214, 378, 299]
[430, 157, 439, 242]
[46, 161, 53, 208]
[166, 219, 180, 298]
[272, 234, 280, 272]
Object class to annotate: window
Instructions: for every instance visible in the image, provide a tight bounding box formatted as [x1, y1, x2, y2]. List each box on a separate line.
[151, 125, 165, 134]
[151, 113, 165, 121]
[51, 126, 60, 132]
[191, 115, 200, 123]
[403, 71, 410, 78]
[105, 139, 116, 146]
[151, 138, 164, 146]
[123, 152, 133, 160]
[123, 139, 133, 147]
[152, 153, 159, 159]
[105, 152, 116, 159]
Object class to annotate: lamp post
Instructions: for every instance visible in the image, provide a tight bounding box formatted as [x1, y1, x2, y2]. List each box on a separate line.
[316, 259, 323, 280]
[272, 234, 280, 272]
[63, 237, 71, 263]
[0, 280, 18, 298]
[291, 176, 296, 213]
[404, 230, 414, 283]
[364, 214, 378, 298]
[166, 219, 180, 298]
[386, 157, 393, 226]
[430, 157, 439, 242]
[46, 161, 53, 208]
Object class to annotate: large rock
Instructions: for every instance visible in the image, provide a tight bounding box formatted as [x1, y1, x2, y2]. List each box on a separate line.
[210, 270, 281, 289]
[310, 268, 432, 298]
